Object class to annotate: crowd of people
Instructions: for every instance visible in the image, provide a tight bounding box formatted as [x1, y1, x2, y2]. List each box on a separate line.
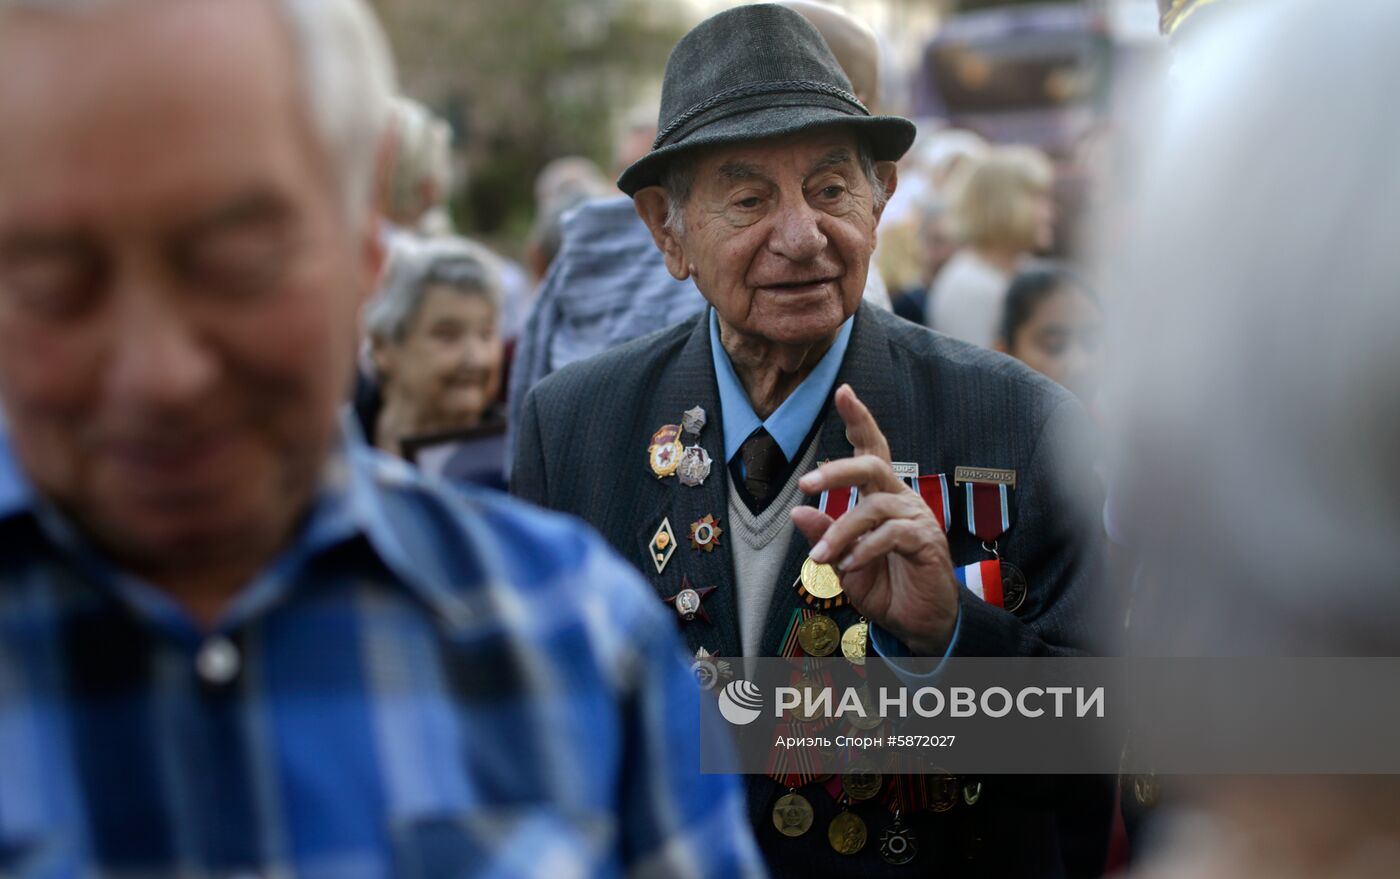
[0, 0, 1394, 876]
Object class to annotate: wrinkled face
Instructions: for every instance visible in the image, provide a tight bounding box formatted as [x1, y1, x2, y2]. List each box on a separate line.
[374, 286, 502, 435]
[1007, 288, 1102, 404]
[659, 131, 891, 346]
[0, 1, 381, 572]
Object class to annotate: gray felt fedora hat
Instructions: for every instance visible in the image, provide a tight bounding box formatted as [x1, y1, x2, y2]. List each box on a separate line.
[617, 3, 917, 197]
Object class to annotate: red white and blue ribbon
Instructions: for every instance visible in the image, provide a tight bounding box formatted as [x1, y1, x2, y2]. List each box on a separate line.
[965, 482, 1011, 543]
[954, 558, 1005, 608]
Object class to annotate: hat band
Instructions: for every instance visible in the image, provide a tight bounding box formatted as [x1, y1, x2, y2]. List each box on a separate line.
[654, 80, 868, 150]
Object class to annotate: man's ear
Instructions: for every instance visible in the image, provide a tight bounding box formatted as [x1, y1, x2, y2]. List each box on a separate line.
[872, 161, 898, 223]
[358, 213, 388, 307]
[633, 187, 691, 280]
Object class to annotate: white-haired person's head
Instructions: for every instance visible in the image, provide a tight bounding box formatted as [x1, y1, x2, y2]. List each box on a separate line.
[0, 0, 398, 605]
[365, 237, 504, 455]
[380, 95, 455, 231]
[0, 0, 396, 227]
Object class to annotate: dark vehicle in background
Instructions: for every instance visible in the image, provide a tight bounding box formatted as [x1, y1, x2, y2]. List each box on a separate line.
[913, 1, 1130, 254]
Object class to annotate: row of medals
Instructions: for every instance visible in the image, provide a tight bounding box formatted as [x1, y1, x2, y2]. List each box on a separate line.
[773, 779, 980, 863]
[776, 557, 979, 863]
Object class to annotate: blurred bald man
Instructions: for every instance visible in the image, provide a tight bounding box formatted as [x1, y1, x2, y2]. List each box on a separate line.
[780, 0, 882, 110]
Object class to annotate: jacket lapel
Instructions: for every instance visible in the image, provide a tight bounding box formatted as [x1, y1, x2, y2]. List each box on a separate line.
[630, 310, 743, 659]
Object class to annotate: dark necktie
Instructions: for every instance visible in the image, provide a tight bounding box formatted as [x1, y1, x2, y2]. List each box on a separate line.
[740, 428, 787, 508]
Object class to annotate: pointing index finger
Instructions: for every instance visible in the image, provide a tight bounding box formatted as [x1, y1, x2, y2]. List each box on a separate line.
[836, 383, 891, 463]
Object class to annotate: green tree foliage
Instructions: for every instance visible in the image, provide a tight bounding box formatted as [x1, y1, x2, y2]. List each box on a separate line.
[372, 0, 686, 247]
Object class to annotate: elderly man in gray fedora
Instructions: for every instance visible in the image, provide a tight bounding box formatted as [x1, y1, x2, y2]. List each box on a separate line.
[514, 4, 1109, 876]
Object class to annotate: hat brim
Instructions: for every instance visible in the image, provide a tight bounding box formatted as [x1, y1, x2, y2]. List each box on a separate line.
[617, 106, 917, 197]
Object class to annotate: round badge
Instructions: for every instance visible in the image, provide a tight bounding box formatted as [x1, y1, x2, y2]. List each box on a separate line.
[790, 676, 823, 723]
[931, 774, 960, 812]
[674, 588, 701, 620]
[772, 793, 814, 837]
[1000, 562, 1028, 613]
[840, 619, 868, 665]
[842, 771, 884, 802]
[800, 557, 844, 600]
[828, 811, 868, 856]
[846, 687, 883, 731]
[797, 615, 840, 656]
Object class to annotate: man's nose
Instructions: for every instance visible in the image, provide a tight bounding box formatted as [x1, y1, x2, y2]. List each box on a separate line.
[766, 197, 827, 263]
[106, 291, 219, 410]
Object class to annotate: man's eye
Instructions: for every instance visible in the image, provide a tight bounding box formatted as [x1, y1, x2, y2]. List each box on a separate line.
[819, 185, 847, 200]
[182, 225, 292, 295]
[0, 248, 104, 317]
[735, 196, 762, 209]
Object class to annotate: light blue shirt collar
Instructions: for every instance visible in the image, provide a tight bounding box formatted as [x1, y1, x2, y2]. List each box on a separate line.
[709, 308, 854, 464]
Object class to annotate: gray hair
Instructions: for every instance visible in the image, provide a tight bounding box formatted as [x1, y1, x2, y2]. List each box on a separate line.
[0, 0, 397, 228]
[365, 237, 502, 344]
[660, 139, 890, 236]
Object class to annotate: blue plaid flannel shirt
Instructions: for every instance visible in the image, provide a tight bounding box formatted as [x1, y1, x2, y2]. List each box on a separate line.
[0, 431, 764, 878]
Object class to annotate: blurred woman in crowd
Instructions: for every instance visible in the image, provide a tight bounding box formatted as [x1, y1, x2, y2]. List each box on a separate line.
[926, 144, 1055, 348]
[995, 266, 1101, 409]
[361, 238, 506, 484]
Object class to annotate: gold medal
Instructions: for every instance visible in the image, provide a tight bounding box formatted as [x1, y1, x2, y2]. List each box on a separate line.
[772, 792, 814, 837]
[790, 676, 822, 723]
[842, 770, 884, 802]
[797, 614, 839, 656]
[647, 424, 684, 478]
[840, 618, 868, 665]
[828, 811, 868, 855]
[800, 557, 843, 600]
[931, 774, 960, 812]
[846, 687, 883, 731]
